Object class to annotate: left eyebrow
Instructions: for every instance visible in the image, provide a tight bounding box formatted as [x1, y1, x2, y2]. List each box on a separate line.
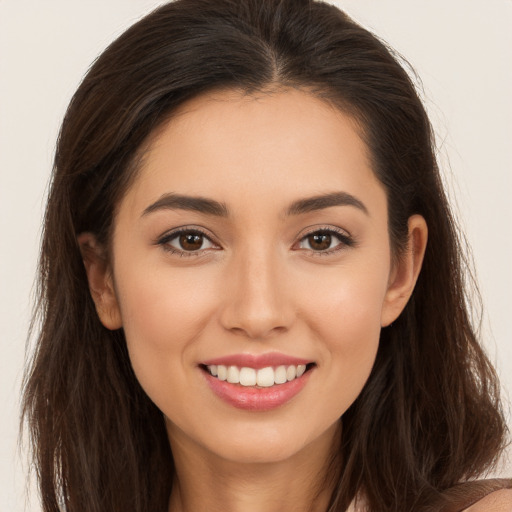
[286, 192, 369, 216]
[142, 193, 229, 217]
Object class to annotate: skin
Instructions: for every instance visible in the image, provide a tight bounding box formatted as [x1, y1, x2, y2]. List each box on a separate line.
[80, 89, 428, 512]
[465, 490, 512, 512]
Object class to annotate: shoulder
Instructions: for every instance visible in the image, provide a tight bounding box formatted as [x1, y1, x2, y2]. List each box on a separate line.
[463, 488, 512, 511]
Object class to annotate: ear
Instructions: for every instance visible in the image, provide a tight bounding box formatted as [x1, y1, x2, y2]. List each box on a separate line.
[77, 232, 123, 330]
[381, 215, 428, 327]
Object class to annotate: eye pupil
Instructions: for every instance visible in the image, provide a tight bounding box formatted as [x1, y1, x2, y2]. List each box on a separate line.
[180, 233, 203, 251]
[309, 233, 331, 250]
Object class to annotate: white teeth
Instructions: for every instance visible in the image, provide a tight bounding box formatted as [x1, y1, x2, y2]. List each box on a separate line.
[239, 367, 257, 386]
[217, 365, 227, 381]
[274, 365, 287, 384]
[256, 367, 275, 387]
[286, 365, 296, 381]
[226, 366, 239, 384]
[206, 363, 310, 387]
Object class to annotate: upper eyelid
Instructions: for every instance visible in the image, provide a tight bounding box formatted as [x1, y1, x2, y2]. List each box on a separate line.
[156, 227, 221, 257]
[157, 225, 218, 243]
[155, 224, 352, 250]
[297, 225, 351, 239]
[295, 225, 355, 253]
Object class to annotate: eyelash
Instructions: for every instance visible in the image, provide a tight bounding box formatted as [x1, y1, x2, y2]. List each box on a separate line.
[295, 226, 355, 255]
[156, 226, 354, 257]
[156, 227, 219, 257]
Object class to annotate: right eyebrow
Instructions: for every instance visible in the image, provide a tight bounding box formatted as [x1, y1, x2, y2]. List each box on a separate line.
[286, 191, 369, 216]
[141, 193, 229, 217]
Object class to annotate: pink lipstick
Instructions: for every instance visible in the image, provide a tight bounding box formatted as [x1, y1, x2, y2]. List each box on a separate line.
[200, 353, 314, 411]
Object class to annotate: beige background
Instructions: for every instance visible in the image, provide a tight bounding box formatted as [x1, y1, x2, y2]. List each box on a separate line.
[1, 1, 510, 510]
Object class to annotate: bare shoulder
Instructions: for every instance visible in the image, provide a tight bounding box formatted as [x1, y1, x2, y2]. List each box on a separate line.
[464, 488, 512, 511]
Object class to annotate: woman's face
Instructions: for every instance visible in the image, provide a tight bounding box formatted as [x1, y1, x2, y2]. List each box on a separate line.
[91, 89, 421, 465]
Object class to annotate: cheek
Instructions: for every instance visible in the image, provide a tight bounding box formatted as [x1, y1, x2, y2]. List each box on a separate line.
[117, 259, 220, 337]
[299, 262, 388, 409]
[113, 263, 219, 402]
[301, 260, 388, 345]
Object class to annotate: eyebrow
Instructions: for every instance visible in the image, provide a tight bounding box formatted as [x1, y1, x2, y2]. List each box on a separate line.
[142, 191, 368, 218]
[142, 193, 229, 217]
[286, 192, 368, 216]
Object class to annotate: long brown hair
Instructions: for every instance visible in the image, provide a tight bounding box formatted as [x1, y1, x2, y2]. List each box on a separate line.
[22, 1, 508, 511]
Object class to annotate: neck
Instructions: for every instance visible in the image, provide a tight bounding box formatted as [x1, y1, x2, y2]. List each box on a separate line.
[167, 422, 340, 512]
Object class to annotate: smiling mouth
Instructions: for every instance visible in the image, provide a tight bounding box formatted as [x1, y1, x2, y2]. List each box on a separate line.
[201, 363, 315, 388]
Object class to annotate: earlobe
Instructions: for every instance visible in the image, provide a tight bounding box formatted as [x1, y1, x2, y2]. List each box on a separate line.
[77, 232, 123, 330]
[381, 215, 428, 327]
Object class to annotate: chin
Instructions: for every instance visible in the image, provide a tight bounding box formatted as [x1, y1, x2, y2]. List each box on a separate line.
[186, 417, 340, 466]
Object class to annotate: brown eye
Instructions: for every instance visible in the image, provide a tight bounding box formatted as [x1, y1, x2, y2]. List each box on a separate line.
[298, 229, 351, 253]
[164, 230, 216, 253]
[179, 233, 204, 251]
[308, 233, 332, 251]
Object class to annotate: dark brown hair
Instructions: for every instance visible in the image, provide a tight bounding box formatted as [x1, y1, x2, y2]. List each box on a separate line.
[22, 1, 508, 511]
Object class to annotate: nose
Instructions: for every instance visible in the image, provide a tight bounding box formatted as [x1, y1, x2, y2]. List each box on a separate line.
[219, 247, 293, 340]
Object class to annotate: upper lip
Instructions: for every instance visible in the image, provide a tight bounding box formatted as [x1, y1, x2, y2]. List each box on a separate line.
[201, 353, 312, 369]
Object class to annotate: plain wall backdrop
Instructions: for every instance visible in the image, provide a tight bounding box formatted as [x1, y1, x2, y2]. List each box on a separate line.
[1, 1, 511, 510]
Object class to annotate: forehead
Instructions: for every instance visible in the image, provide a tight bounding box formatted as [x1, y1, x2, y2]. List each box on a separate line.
[120, 88, 385, 217]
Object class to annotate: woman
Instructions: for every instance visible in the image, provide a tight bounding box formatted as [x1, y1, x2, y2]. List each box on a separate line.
[22, 0, 511, 511]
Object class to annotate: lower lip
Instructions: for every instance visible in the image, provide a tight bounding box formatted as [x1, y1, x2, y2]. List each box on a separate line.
[203, 369, 312, 411]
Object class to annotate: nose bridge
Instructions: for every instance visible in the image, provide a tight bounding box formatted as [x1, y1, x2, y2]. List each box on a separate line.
[220, 243, 291, 339]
